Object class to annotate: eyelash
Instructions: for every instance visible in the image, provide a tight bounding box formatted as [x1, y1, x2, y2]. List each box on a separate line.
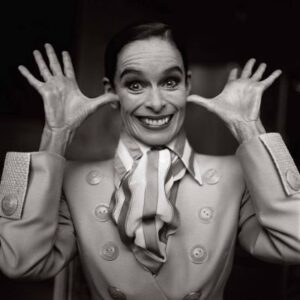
[163, 77, 180, 88]
[124, 77, 181, 93]
[126, 81, 144, 92]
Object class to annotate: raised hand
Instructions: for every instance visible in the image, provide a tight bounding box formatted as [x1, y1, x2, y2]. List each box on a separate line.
[19, 43, 118, 131]
[19, 44, 119, 154]
[188, 59, 282, 142]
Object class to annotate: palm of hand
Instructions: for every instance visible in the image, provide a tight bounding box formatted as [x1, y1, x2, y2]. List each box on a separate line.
[188, 59, 281, 126]
[41, 76, 88, 129]
[213, 79, 263, 122]
[19, 44, 118, 132]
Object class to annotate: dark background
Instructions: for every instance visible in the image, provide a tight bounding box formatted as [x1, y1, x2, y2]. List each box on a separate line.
[1, 0, 300, 299]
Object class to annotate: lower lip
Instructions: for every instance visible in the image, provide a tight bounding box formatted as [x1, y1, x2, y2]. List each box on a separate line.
[136, 115, 174, 130]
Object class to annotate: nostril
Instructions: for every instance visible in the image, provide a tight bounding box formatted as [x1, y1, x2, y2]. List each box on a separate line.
[150, 103, 165, 113]
[146, 98, 166, 112]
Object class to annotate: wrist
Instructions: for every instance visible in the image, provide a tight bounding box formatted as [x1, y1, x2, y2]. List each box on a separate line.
[228, 119, 266, 143]
[39, 126, 75, 156]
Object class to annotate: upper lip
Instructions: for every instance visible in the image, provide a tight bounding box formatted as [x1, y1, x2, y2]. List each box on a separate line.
[134, 114, 173, 120]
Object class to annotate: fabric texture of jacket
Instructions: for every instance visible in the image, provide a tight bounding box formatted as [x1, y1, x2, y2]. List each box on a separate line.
[0, 133, 300, 300]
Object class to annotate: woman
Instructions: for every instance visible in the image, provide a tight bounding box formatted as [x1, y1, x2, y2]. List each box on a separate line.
[0, 22, 300, 300]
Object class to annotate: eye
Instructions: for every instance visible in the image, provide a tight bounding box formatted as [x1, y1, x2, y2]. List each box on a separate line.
[163, 77, 180, 89]
[126, 81, 144, 92]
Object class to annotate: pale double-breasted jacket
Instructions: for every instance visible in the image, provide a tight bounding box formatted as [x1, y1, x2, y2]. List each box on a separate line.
[0, 133, 300, 300]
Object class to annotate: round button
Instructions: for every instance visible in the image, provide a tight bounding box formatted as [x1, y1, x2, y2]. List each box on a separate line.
[100, 242, 119, 261]
[286, 169, 300, 191]
[95, 204, 110, 222]
[198, 207, 214, 223]
[86, 170, 102, 185]
[1, 194, 18, 216]
[190, 245, 208, 264]
[202, 169, 220, 185]
[183, 291, 202, 300]
[108, 286, 127, 300]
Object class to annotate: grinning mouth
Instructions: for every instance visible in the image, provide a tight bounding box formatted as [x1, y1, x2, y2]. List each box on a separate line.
[136, 114, 174, 128]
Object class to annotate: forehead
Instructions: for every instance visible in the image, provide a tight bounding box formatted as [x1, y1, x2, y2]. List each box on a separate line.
[116, 37, 184, 76]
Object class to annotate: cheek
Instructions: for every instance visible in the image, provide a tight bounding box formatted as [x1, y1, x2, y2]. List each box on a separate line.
[164, 90, 187, 109]
[116, 89, 145, 114]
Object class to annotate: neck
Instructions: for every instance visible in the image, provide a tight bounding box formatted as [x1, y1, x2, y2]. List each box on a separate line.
[120, 129, 187, 152]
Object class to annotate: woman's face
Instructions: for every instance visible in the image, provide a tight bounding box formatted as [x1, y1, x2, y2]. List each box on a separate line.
[113, 37, 190, 146]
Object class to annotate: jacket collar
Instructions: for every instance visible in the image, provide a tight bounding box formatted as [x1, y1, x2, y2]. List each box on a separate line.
[114, 131, 202, 187]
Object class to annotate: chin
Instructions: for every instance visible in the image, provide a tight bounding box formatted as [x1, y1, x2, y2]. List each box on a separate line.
[135, 130, 179, 147]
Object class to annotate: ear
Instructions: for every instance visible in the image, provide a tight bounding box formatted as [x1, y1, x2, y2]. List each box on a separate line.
[103, 77, 114, 93]
[186, 70, 192, 95]
[103, 77, 119, 110]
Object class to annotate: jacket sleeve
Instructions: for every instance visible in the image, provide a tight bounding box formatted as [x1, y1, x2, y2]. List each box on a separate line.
[0, 151, 77, 279]
[237, 133, 300, 264]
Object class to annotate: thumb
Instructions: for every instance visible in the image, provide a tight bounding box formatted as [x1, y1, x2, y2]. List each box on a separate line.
[187, 94, 214, 111]
[86, 93, 120, 114]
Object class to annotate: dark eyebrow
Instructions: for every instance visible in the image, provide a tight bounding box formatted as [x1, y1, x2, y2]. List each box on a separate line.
[119, 66, 184, 80]
[162, 66, 184, 75]
[119, 68, 142, 80]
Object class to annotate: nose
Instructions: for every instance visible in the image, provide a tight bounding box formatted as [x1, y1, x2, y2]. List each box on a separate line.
[145, 88, 166, 113]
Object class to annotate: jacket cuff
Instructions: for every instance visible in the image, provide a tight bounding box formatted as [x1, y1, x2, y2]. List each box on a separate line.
[0, 152, 30, 219]
[259, 133, 300, 195]
[0, 151, 65, 220]
[237, 133, 300, 196]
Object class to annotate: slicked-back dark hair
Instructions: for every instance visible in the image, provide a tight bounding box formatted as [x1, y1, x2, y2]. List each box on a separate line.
[104, 22, 188, 86]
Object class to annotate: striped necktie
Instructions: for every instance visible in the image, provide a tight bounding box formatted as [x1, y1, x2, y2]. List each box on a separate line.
[111, 132, 202, 273]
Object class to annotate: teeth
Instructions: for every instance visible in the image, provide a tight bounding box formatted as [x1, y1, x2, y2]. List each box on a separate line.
[140, 116, 171, 127]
